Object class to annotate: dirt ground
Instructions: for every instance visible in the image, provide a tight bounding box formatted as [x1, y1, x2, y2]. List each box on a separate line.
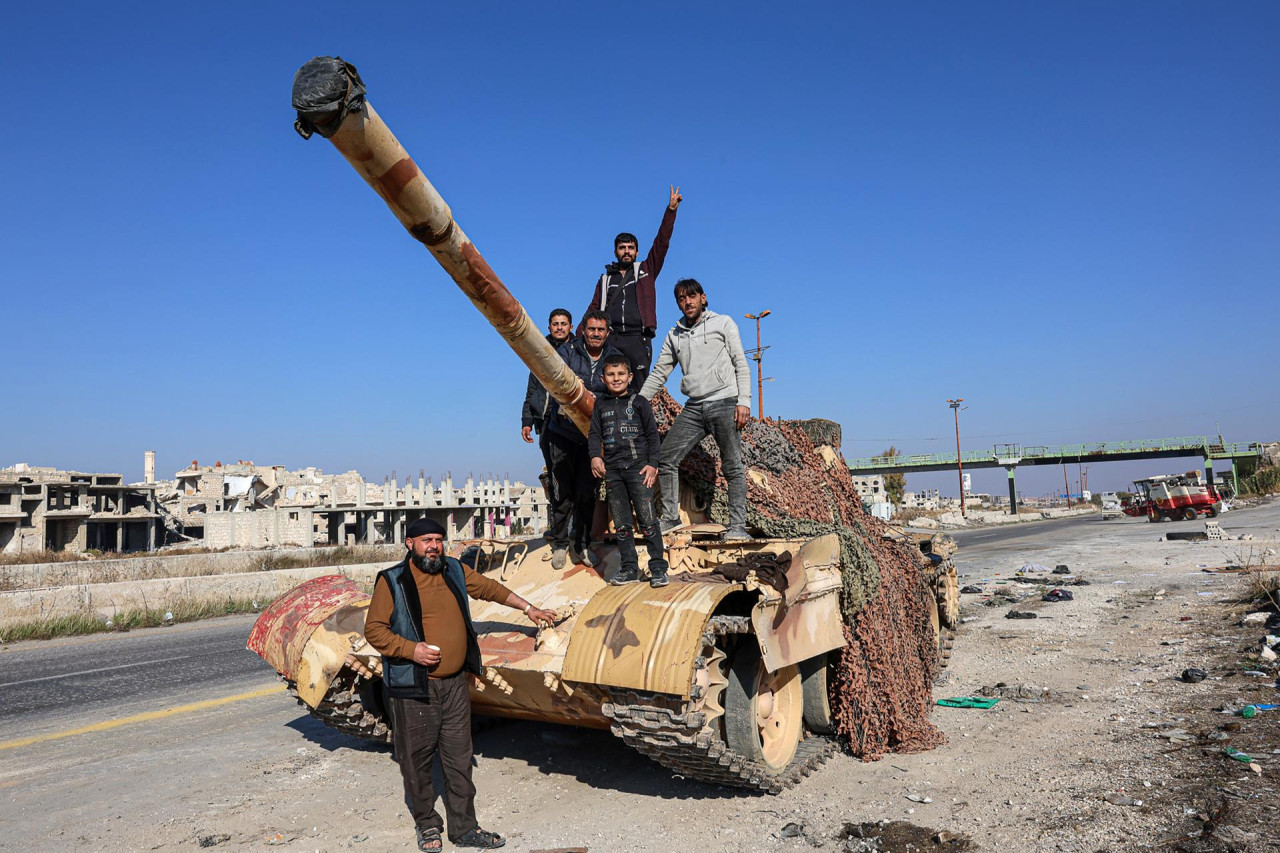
[2, 502, 1278, 853]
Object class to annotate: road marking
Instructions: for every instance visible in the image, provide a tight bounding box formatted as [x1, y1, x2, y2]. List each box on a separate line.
[0, 654, 195, 688]
[0, 683, 286, 752]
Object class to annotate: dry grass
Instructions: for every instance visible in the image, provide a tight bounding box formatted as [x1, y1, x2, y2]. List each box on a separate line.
[0, 545, 229, 567]
[0, 596, 273, 644]
[250, 545, 397, 572]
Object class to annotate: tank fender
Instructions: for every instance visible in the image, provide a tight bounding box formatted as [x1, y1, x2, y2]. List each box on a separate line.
[751, 533, 847, 673]
[561, 580, 744, 698]
[246, 575, 372, 707]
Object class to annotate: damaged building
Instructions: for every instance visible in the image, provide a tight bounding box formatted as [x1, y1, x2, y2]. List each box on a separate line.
[157, 461, 548, 549]
[0, 464, 159, 556]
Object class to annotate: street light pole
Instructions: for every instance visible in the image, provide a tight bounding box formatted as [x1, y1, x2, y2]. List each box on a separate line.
[947, 398, 965, 518]
[745, 310, 772, 420]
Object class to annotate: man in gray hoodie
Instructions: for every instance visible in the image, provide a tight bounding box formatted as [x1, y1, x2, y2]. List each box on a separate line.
[639, 278, 752, 540]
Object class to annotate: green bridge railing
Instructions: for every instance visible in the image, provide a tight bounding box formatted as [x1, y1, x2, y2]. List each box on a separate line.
[848, 437, 1262, 472]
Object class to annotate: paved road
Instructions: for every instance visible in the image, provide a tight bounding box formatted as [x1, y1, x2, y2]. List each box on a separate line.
[0, 613, 277, 735]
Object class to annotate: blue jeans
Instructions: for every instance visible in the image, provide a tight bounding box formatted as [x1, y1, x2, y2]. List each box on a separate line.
[658, 398, 746, 530]
[605, 464, 668, 574]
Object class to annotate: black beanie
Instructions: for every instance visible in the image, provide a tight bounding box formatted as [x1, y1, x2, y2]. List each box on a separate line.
[406, 517, 446, 539]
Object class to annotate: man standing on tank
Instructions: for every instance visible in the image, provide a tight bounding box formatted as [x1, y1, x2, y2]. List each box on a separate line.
[364, 517, 556, 851]
[582, 185, 683, 393]
[520, 308, 574, 505]
[640, 278, 753, 541]
[545, 310, 620, 569]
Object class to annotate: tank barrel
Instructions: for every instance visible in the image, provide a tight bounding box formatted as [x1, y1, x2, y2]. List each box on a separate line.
[290, 56, 593, 435]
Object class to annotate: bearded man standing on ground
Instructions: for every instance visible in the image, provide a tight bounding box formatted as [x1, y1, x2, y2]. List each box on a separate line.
[364, 517, 556, 852]
[582, 185, 683, 393]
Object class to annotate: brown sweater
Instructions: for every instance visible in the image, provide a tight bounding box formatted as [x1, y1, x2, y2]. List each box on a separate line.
[365, 561, 515, 678]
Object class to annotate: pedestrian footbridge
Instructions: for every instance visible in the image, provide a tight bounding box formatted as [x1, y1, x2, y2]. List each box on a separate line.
[847, 437, 1263, 513]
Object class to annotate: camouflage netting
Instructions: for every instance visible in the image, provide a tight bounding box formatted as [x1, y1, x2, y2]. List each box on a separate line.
[650, 392, 946, 760]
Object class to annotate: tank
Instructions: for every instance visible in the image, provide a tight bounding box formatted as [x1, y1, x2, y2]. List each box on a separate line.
[247, 57, 961, 793]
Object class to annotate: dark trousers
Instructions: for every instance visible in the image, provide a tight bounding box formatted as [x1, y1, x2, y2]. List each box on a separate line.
[390, 674, 478, 838]
[546, 432, 594, 552]
[536, 430, 554, 501]
[605, 464, 668, 574]
[609, 331, 653, 393]
[658, 398, 747, 529]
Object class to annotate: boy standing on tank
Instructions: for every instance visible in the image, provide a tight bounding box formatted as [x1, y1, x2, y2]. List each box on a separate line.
[588, 354, 669, 587]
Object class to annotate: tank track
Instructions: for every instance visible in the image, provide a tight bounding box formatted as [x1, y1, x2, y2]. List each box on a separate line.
[285, 671, 391, 744]
[601, 615, 835, 794]
[930, 561, 958, 674]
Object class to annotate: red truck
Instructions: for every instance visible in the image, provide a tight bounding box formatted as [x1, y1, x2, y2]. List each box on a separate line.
[1129, 472, 1223, 522]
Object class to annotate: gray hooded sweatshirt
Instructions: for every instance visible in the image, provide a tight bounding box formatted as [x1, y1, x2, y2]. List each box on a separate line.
[639, 309, 752, 407]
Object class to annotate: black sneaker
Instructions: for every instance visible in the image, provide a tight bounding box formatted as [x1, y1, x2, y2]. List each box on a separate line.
[659, 518, 682, 533]
[609, 568, 639, 586]
[649, 571, 670, 588]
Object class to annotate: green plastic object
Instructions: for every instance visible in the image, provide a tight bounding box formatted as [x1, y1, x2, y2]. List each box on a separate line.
[1223, 747, 1253, 764]
[1240, 705, 1256, 719]
[937, 697, 1000, 709]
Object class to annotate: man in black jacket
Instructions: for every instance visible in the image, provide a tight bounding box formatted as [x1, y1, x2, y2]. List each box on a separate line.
[519, 309, 573, 511]
[545, 309, 619, 570]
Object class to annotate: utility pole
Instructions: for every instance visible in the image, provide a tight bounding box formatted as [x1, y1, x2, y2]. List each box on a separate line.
[947, 398, 965, 517]
[744, 310, 772, 420]
[1063, 464, 1071, 508]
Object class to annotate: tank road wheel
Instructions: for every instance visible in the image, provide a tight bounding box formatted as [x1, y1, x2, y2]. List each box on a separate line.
[799, 654, 836, 736]
[1182, 506, 1198, 521]
[286, 669, 391, 746]
[601, 615, 835, 794]
[725, 642, 804, 771]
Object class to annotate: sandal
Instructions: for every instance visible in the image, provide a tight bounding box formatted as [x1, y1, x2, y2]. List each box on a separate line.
[451, 827, 506, 849]
[415, 826, 442, 852]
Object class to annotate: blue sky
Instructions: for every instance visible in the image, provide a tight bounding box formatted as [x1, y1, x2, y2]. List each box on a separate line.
[3, 2, 1276, 496]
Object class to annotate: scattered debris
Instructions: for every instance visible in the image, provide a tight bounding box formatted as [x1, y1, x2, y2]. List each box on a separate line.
[959, 585, 983, 594]
[1019, 563, 1051, 573]
[937, 697, 999, 709]
[776, 822, 805, 839]
[1041, 589, 1074, 603]
[197, 835, 230, 848]
[1242, 612, 1271, 625]
[1005, 610, 1037, 619]
[1103, 792, 1141, 806]
[906, 793, 934, 803]
[835, 821, 973, 852]
[1165, 532, 1208, 542]
[1052, 565, 1070, 574]
[977, 683, 1059, 702]
[1180, 668, 1208, 684]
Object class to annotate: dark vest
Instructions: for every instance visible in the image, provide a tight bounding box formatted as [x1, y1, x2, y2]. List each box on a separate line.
[376, 556, 482, 700]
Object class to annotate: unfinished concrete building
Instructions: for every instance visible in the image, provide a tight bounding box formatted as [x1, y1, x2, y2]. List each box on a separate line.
[0, 464, 159, 556]
[157, 462, 547, 549]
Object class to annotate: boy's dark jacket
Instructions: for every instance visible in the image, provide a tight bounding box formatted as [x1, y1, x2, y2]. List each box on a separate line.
[588, 391, 661, 468]
[545, 336, 621, 444]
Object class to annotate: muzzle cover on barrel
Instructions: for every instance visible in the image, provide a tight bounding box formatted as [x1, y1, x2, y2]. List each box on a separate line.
[292, 56, 366, 139]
